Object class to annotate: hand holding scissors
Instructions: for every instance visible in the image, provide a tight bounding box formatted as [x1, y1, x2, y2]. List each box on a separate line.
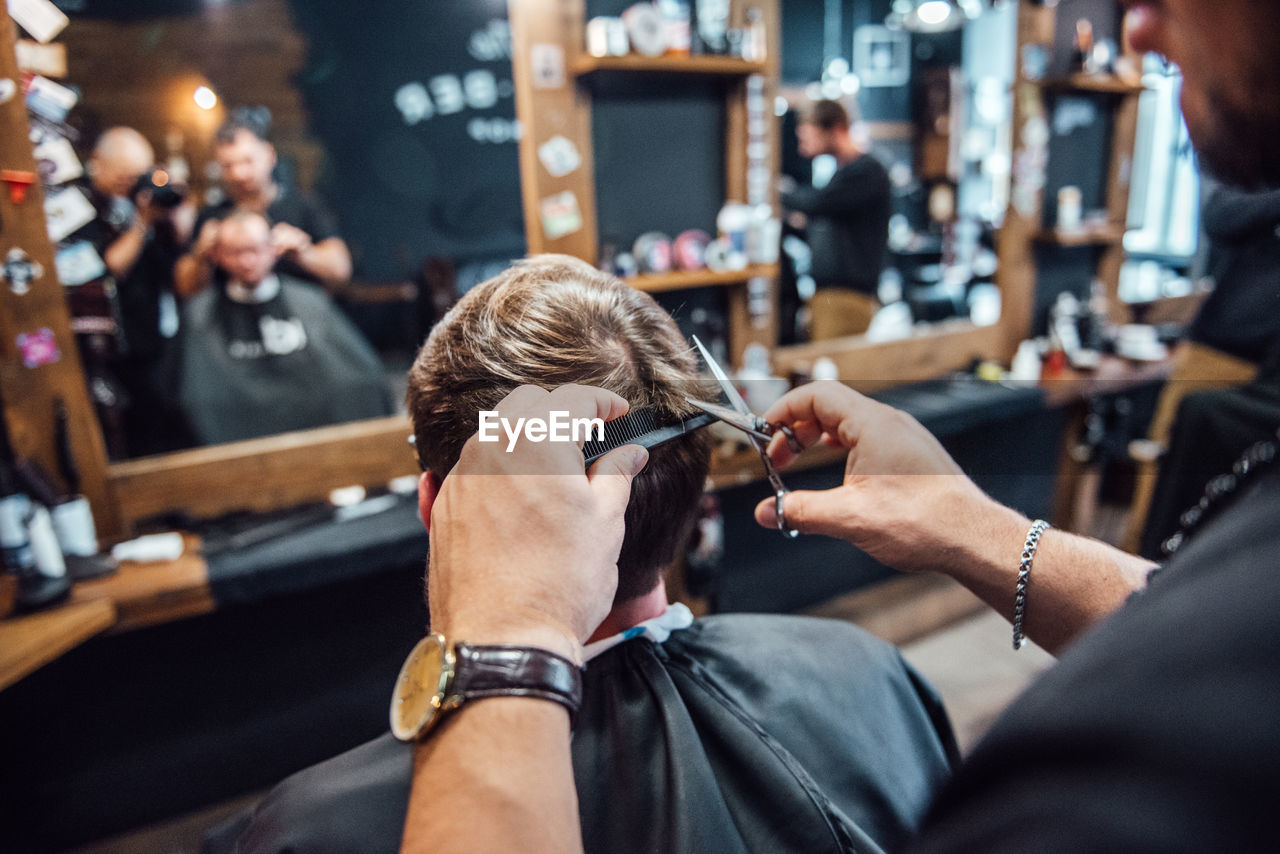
[686, 336, 800, 538]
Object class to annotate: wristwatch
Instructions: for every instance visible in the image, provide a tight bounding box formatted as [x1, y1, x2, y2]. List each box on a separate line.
[389, 632, 584, 742]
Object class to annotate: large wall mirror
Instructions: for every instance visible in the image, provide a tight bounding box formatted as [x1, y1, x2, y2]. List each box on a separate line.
[32, 0, 1023, 532]
[57, 0, 520, 466]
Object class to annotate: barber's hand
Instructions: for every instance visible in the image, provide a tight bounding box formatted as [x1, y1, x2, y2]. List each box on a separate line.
[132, 189, 157, 224]
[193, 219, 220, 260]
[270, 222, 312, 258]
[754, 382, 1012, 575]
[426, 384, 649, 663]
[169, 200, 198, 244]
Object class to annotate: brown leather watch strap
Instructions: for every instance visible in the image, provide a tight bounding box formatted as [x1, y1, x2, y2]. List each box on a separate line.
[451, 643, 584, 725]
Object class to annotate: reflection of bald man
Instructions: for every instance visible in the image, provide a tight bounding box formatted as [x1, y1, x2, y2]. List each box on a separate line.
[62, 126, 195, 457]
[176, 211, 391, 444]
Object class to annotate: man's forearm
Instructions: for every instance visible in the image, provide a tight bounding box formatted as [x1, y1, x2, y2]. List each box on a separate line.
[400, 693, 583, 853]
[174, 250, 214, 297]
[293, 237, 352, 286]
[940, 500, 1155, 654]
[103, 221, 148, 279]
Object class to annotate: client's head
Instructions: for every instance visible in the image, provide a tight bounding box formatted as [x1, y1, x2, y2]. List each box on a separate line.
[407, 254, 711, 603]
[214, 210, 277, 289]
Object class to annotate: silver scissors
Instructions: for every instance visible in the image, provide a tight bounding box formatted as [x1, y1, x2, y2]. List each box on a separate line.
[687, 336, 800, 538]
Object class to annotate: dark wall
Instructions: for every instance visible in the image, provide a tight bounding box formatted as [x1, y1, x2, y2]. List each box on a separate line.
[288, 0, 525, 279]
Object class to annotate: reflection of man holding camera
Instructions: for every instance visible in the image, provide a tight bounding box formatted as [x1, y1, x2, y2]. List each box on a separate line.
[61, 126, 194, 457]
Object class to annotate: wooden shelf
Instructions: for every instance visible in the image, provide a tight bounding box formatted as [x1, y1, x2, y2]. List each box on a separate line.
[571, 54, 769, 78]
[0, 598, 116, 691]
[1040, 73, 1145, 95]
[1034, 222, 1128, 247]
[623, 264, 778, 294]
[70, 534, 213, 632]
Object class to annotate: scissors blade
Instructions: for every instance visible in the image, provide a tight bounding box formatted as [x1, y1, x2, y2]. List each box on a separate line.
[685, 397, 772, 443]
[691, 335, 753, 418]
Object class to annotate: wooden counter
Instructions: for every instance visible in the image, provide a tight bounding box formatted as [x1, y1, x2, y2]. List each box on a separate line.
[69, 534, 214, 632]
[0, 598, 117, 691]
[0, 536, 211, 690]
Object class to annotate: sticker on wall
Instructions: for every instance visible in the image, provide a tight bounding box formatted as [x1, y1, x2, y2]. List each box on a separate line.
[1020, 44, 1048, 81]
[539, 190, 583, 240]
[16, 328, 60, 369]
[33, 135, 82, 185]
[3, 248, 43, 294]
[24, 75, 78, 123]
[0, 78, 16, 106]
[54, 241, 105, 286]
[44, 185, 96, 243]
[537, 135, 581, 178]
[530, 43, 566, 89]
[7, 0, 70, 45]
[14, 39, 67, 78]
[1052, 97, 1098, 137]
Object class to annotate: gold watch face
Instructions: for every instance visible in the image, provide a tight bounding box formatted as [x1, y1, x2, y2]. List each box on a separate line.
[390, 633, 454, 742]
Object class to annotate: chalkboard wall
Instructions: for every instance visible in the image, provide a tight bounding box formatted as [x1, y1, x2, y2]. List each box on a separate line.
[287, 0, 525, 279]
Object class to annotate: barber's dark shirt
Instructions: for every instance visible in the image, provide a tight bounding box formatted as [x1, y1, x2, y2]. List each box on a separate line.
[782, 154, 892, 295]
[908, 467, 1280, 852]
[1188, 183, 1280, 365]
[193, 184, 342, 285]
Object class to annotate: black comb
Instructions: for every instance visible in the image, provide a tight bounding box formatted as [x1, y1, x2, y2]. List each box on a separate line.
[582, 407, 715, 465]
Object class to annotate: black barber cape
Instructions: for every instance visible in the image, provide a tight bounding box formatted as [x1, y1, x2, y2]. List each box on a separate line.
[178, 276, 392, 444]
[205, 614, 957, 854]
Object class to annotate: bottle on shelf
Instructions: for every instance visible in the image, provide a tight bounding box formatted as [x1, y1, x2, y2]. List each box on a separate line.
[0, 444, 36, 579]
[0, 395, 71, 611]
[743, 8, 767, 62]
[47, 399, 115, 580]
[1070, 19, 1094, 73]
[657, 0, 691, 57]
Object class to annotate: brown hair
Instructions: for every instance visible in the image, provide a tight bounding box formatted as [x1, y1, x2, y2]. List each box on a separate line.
[216, 105, 272, 145]
[801, 99, 851, 132]
[406, 254, 711, 602]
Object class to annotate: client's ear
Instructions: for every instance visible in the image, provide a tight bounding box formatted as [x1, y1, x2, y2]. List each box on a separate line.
[417, 471, 442, 532]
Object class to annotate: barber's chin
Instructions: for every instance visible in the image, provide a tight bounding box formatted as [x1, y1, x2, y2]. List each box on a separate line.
[1192, 125, 1280, 192]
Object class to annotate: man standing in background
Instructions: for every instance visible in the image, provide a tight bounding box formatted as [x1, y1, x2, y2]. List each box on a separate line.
[782, 99, 892, 339]
[62, 126, 193, 457]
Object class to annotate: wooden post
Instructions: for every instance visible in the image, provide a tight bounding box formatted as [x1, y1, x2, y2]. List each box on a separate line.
[509, 0, 598, 262]
[0, 18, 118, 536]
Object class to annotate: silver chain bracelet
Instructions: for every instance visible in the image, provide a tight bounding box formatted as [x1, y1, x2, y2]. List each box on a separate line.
[1012, 519, 1051, 650]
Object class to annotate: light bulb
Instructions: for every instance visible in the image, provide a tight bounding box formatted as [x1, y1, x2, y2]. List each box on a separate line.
[193, 86, 218, 110]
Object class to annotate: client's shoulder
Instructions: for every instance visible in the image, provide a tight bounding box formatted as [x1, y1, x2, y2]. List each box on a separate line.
[667, 612, 910, 686]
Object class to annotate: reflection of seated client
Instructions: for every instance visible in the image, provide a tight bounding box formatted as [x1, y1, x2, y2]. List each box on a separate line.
[205, 255, 956, 854]
[783, 100, 892, 340]
[177, 211, 391, 445]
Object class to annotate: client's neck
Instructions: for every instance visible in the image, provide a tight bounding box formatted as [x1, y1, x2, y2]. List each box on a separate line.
[587, 579, 670, 643]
